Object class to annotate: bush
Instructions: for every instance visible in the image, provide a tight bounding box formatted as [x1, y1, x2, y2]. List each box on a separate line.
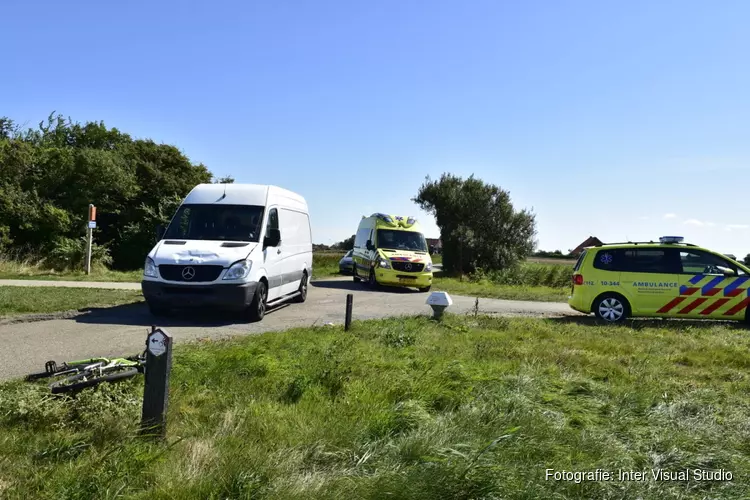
[46, 236, 113, 271]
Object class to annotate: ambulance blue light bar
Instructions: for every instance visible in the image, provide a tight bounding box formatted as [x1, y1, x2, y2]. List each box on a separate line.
[659, 236, 684, 244]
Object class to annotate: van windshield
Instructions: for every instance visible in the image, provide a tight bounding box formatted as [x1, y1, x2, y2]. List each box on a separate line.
[163, 204, 265, 242]
[376, 229, 428, 252]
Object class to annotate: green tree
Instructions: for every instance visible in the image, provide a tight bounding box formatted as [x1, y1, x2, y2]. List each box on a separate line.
[334, 235, 355, 251]
[0, 113, 215, 270]
[744, 254, 750, 266]
[412, 173, 536, 274]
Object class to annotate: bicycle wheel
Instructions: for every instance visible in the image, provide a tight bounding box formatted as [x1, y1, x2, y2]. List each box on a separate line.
[50, 366, 139, 394]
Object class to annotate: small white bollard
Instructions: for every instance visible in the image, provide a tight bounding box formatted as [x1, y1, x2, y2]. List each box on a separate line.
[426, 291, 453, 320]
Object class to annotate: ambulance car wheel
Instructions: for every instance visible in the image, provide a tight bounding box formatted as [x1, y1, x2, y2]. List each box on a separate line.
[353, 264, 361, 282]
[418, 286, 431, 293]
[247, 281, 267, 322]
[593, 293, 629, 324]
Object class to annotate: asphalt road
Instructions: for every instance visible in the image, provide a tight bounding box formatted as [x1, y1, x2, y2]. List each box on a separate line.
[0, 277, 579, 380]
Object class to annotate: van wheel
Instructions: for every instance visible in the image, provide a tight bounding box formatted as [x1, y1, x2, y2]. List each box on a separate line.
[353, 264, 361, 282]
[293, 272, 308, 303]
[593, 294, 629, 324]
[247, 281, 267, 322]
[418, 286, 431, 293]
[368, 268, 378, 288]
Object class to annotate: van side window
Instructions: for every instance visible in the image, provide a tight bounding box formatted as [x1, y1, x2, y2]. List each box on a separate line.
[266, 208, 279, 238]
[679, 250, 745, 276]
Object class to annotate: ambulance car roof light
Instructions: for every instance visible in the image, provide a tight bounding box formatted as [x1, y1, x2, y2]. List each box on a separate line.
[659, 236, 684, 244]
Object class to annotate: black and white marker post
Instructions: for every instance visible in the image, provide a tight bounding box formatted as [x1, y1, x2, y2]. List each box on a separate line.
[140, 326, 173, 439]
[345, 293, 353, 331]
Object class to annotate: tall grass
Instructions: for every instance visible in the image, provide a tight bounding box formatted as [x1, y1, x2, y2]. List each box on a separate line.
[312, 252, 345, 278]
[2, 315, 749, 498]
[467, 262, 572, 288]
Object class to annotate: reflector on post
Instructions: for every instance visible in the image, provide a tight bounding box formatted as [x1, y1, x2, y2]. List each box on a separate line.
[88, 204, 97, 221]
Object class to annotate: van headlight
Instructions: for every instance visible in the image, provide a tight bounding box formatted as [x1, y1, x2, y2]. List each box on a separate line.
[425, 262, 432, 272]
[224, 260, 252, 280]
[144, 257, 158, 278]
[378, 258, 391, 269]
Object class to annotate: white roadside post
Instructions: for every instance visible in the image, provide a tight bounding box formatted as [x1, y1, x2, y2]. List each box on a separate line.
[426, 291, 453, 320]
[85, 204, 96, 275]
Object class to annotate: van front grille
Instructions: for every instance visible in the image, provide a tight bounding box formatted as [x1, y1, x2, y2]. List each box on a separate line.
[391, 261, 424, 272]
[159, 265, 223, 282]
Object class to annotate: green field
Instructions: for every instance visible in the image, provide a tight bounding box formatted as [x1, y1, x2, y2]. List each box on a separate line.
[0, 286, 143, 316]
[0, 254, 573, 304]
[2, 315, 749, 498]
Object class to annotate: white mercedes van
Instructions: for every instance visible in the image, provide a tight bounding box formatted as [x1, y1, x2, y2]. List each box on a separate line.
[141, 183, 313, 322]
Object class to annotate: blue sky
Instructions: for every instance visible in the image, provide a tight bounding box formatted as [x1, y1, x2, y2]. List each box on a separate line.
[3, 0, 750, 257]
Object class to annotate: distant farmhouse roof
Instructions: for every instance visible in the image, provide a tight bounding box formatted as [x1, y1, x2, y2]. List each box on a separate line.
[570, 236, 604, 255]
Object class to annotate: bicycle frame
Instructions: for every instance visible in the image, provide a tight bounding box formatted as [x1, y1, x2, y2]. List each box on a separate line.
[44, 354, 144, 377]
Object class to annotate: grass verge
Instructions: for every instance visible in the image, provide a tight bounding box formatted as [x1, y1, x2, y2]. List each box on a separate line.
[2, 315, 749, 498]
[0, 287, 143, 316]
[0, 254, 345, 282]
[433, 277, 568, 302]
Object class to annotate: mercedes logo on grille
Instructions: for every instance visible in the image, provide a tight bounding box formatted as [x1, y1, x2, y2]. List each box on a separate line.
[181, 266, 196, 280]
[405, 263, 412, 271]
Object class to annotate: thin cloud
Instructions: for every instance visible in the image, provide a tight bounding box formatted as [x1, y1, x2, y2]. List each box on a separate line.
[638, 216, 650, 220]
[725, 224, 750, 231]
[663, 213, 677, 219]
[683, 219, 704, 226]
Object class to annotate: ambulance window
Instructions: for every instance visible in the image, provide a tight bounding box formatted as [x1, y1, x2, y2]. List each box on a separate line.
[620, 249, 679, 274]
[354, 228, 370, 248]
[573, 250, 587, 271]
[593, 249, 623, 271]
[679, 251, 746, 276]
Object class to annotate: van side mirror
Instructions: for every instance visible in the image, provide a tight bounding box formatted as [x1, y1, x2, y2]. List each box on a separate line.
[265, 228, 281, 247]
[156, 224, 166, 240]
[366, 240, 374, 251]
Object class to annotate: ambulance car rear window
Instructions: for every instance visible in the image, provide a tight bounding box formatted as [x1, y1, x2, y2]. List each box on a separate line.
[573, 250, 586, 271]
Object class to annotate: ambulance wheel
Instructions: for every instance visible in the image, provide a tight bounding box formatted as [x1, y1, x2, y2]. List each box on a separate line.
[418, 286, 431, 293]
[353, 265, 361, 282]
[368, 268, 378, 288]
[593, 293, 630, 324]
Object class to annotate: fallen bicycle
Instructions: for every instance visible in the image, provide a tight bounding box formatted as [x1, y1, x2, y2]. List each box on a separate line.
[26, 352, 146, 394]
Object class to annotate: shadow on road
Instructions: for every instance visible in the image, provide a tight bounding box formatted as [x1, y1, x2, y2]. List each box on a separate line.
[74, 302, 290, 327]
[545, 315, 749, 330]
[311, 279, 421, 294]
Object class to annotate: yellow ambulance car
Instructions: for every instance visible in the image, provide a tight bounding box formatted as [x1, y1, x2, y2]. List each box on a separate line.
[569, 236, 750, 323]
[351, 213, 433, 292]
